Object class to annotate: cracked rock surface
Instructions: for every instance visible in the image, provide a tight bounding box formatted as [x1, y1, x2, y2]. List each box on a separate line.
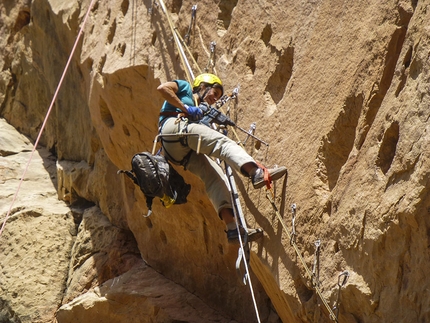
[1, 0, 430, 322]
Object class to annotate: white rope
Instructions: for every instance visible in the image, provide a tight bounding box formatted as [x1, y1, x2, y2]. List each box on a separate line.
[174, 27, 201, 75]
[228, 168, 262, 323]
[158, 0, 195, 82]
[235, 232, 262, 323]
[174, 31, 195, 80]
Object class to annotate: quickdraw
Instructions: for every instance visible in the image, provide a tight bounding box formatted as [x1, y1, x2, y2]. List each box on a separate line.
[184, 5, 197, 45]
[290, 203, 297, 245]
[241, 122, 256, 146]
[204, 41, 217, 73]
[333, 271, 350, 320]
[312, 239, 321, 287]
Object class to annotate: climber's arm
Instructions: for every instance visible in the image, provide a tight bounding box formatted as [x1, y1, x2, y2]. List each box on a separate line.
[157, 82, 188, 113]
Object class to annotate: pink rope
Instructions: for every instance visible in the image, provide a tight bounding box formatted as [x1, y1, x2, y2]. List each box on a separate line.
[0, 0, 97, 238]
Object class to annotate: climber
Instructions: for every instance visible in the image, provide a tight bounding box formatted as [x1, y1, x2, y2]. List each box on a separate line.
[157, 73, 287, 243]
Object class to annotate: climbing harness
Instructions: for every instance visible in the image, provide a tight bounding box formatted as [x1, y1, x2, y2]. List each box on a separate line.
[156, 111, 202, 166]
[152, 132, 201, 162]
[0, 0, 97, 238]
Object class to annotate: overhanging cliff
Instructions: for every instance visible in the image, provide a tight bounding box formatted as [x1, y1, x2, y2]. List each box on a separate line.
[1, 0, 430, 322]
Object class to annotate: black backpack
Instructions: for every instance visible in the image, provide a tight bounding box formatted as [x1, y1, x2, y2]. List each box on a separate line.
[118, 152, 191, 216]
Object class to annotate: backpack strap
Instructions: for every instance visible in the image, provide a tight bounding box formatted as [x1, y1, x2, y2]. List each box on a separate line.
[161, 141, 193, 169]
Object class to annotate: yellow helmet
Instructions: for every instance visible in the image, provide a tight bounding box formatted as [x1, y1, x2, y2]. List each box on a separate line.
[192, 73, 223, 92]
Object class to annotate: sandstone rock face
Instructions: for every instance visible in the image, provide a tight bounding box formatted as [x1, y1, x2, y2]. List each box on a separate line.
[0, 118, 74, 322]
[1, 0, 430, 322]
[57, 261, 240, 323]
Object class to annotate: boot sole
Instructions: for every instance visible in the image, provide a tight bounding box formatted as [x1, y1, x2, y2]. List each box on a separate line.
[252, 168, 288, 189]
[228, 228, 264, 244]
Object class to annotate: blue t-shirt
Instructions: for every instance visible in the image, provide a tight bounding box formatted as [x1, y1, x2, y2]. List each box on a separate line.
[159, 80, 195, 125]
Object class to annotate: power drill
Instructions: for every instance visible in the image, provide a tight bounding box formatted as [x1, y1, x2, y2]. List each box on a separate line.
[199, 102, 236, 127]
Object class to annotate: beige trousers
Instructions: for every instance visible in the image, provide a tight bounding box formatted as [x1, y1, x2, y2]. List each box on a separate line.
[160, 118, 255, 214]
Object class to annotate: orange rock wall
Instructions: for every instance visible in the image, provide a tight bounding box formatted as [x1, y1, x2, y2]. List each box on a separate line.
[1, 0, 430, 322]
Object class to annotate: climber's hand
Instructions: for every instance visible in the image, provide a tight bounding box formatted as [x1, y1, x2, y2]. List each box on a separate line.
[184, 105, 203, 121]
[197, 102, 210, 114]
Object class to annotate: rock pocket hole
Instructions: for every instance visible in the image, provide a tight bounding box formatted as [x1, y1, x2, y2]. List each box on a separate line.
[261, 24, 272, 46]
[171, 0, 182, 14]
[99, 96, 114, 128]
[395, 46, 412, 97]
[13, 9, 30, 32]
[265, 46, 294, 104]
[107, 19, 117, 44]
[122, 124, 130, 136]
[121, 0, 129, 16]
[160, 230, 168, 244]
[246, 54, 256, 74]
[359, 27, 406, 148]
[218, 0, 238, 31]
[376, 121, 399, 174]
[316, 94, 363, 190]
[145, 217, 153, 229]
[151, 31, 157, 46]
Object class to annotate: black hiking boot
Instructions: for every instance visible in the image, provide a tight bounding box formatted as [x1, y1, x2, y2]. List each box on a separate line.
[251, 166, 287, 189]
[227, 227, 264, 244]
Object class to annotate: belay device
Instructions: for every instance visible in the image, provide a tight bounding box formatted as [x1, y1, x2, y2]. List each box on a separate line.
[118, 152, 191, 216]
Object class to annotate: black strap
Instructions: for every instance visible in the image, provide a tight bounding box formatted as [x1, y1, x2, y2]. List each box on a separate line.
[159, 111, 188, 128]
[198, 86, 211, 102]
[161, 141, 193, 169]
[158, 116, 192, 167]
